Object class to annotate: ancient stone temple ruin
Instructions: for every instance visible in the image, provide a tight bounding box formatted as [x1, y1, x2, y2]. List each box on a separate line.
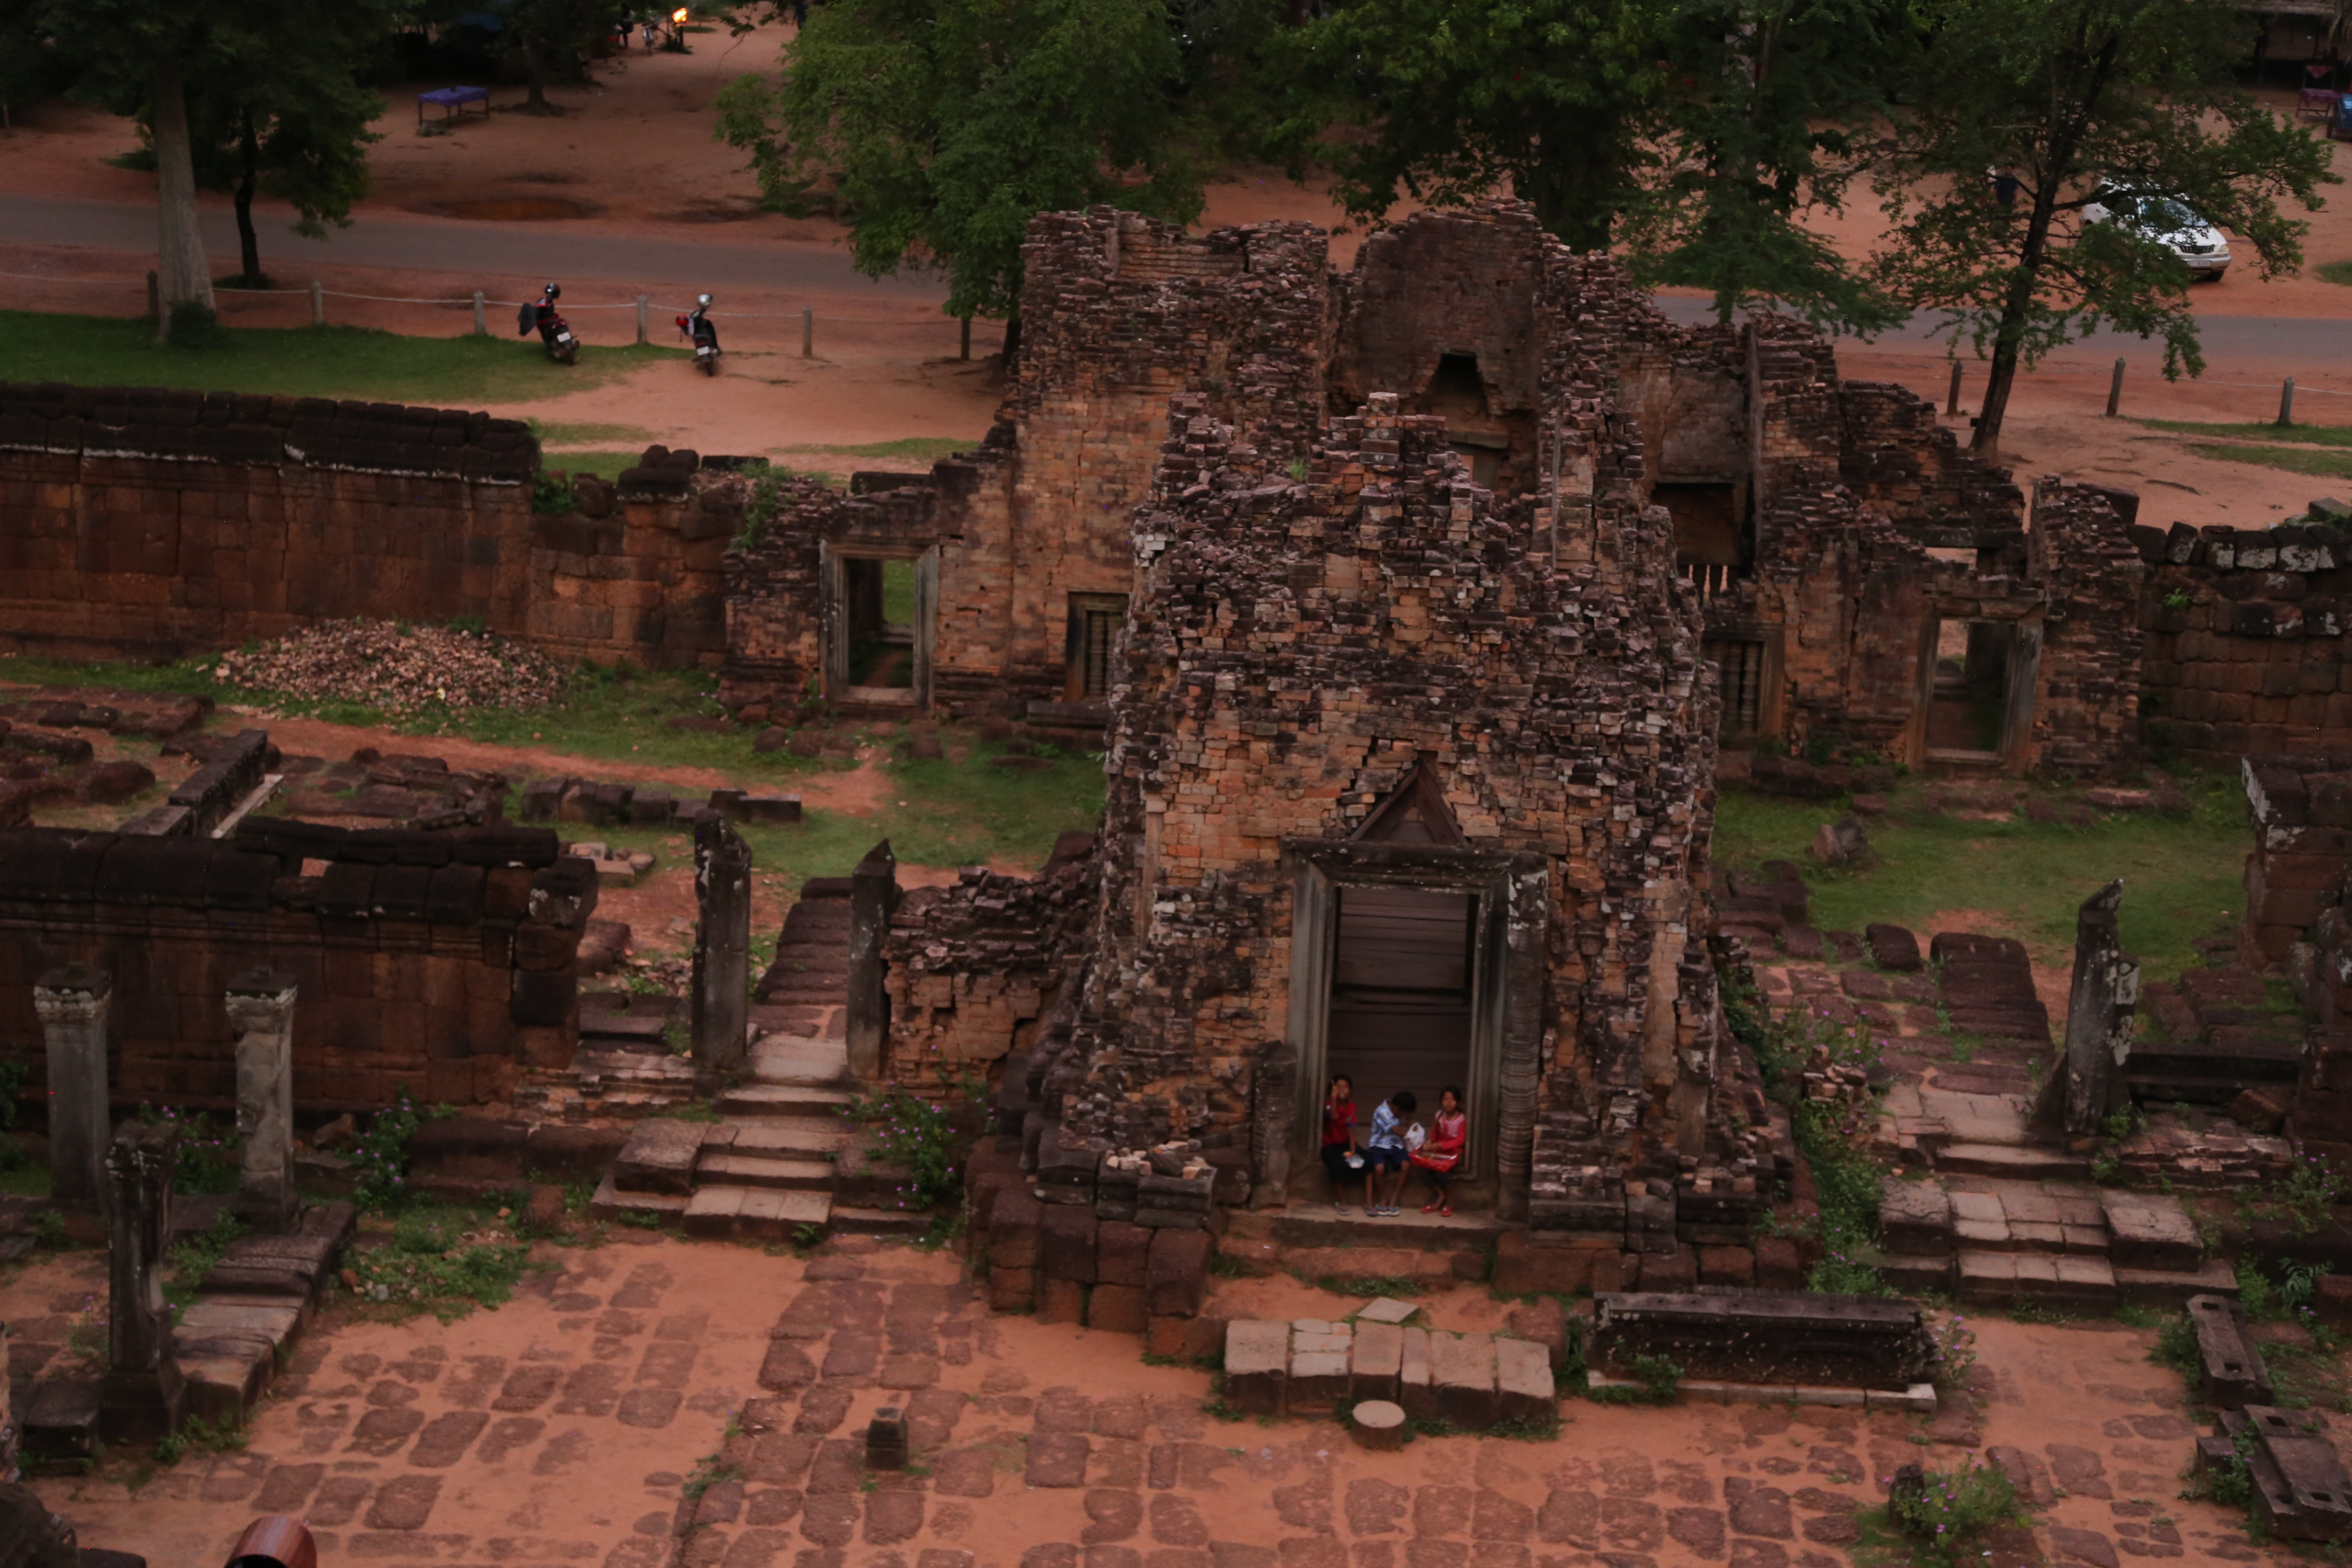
[889, 204, 1785, 1289]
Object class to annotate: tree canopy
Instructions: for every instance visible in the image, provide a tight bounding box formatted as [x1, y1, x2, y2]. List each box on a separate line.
[1872, 0, 2336, 450]
[716, 0, 1206, 330]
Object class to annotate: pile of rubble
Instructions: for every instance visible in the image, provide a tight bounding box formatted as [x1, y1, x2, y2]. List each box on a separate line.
[214, 618, 570, 716]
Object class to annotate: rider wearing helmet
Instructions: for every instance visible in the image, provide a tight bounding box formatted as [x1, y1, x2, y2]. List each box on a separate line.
[529, 283, 562, 344]
[686, 293, 718, 352]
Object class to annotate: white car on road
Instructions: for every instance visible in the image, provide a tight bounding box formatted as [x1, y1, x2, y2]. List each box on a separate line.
[2082, 186, 2231, 281]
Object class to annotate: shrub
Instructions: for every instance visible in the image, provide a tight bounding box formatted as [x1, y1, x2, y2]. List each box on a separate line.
[846, 1086, 963, 1212]
[136, 1105, 241, 1194]
[1886, 1452, 2026, 1566]
[533, 470, 580, 515]
[350, 1088, 435, 1213]
[2239, 1152, 2340, 1237]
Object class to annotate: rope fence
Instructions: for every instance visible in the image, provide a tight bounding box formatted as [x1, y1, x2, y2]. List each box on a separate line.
[4, 266, 2346, 408]
[0, 268, 997, 358]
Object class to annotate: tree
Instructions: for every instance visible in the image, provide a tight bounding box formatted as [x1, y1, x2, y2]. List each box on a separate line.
[1618, 0, 1911, 330]
[505, 0, 626, 114]
[715, 0, 1207, 344]
[1269, 0, 1667, 252]
[23, 0, 232, 327]
[165, 3, 390, 286]
[1265, 0, 1900, 331]
[1872, 0, 2336, 453]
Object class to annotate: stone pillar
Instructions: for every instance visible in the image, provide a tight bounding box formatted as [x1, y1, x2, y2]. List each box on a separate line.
[101, 1121, 186, 1443]
[227, 970, 299, 1232]
[31, 966, 111, 1214]
[1249, 1038, 1293, 1209]
[846, 840, 899, 1080]
[691, 816, 753, 1072]
[2036, 879, 2140, 1135]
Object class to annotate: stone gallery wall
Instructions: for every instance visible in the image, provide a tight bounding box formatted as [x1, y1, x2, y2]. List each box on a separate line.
[1701, 328, 2147, 777]
[2136, 521, 2352, 770]
[0, 822, 587, 1113]
[0, 382, 540, 660]
[0, 385, 736, 671]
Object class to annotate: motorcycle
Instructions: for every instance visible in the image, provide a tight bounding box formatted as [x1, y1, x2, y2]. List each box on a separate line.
[677, 294, 720, 376]
[519, 285, 578, 365]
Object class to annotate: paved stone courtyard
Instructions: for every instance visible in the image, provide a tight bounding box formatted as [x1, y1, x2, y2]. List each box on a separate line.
[0, 1236, 2319, 1568]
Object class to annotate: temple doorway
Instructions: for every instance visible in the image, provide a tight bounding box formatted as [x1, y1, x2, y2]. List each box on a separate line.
[1324, 885, 1476, 1130]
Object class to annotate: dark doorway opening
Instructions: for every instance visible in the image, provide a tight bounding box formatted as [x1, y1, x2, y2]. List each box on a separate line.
[1325, 885, 1475, 1139]
[1926, 617, 2010, 756]
[845, 557, 917, 689]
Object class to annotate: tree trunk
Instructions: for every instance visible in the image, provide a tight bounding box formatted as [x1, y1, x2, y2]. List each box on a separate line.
[150, 63, 215, 338]
[233, 110, 263, 288]
[525, 38, 551, 112]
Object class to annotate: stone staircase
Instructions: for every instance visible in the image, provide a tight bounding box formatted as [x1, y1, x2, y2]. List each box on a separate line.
[591, 881, 924, 1242]
[1879, 1171, 2233, 1311]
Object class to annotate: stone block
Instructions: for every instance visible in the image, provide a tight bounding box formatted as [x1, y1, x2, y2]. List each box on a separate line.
[1097, 1220, 1152, 1289]
[1037, 1277, 1086, 1325]
[1349, 1320, 1403, 1403]
[1503, 1298, 1568, 1371]
[1088, 1284, 1148, 1335]
[1698, 1246, 1754, 1286]
[1041, 1205, 1099, 1284]
[1398, 1327, 1434, 1421]
[1428, 1332, 1497, 1431]
[1493, 1338, 1554, 1428]
[1493, 1231, 1600, 1296]
[1223, 1321, 1289, 1416]
[1146, 1228, 1211, 1318]
[990, 1188, 1045, 1268]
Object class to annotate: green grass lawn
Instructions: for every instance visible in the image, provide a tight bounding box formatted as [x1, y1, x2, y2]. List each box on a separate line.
[780, 436, 985, 461]
[2137, 417, 2352, 447]
[1713, 772, 2249, 985]
[0, 310, 683, 405]
[0, 651, 1107, 885]
[2186, 442, 2352, 478]
[2315, 260, 2352, 287]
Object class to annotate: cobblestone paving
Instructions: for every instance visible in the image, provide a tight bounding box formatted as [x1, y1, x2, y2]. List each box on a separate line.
[7, 1239, 2315, 1568]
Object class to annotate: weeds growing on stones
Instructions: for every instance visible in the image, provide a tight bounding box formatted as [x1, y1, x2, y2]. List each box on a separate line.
[1884, 1451, 2027, 1566]
[348, 1206, 534, 1322]
[846, 1086, 964, 1213]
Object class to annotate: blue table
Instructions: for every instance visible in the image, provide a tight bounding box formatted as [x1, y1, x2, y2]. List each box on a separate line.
[417, 87, 490, 127]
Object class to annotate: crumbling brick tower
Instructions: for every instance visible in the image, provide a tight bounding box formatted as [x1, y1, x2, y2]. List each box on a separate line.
[1031, 216, 1740, 1221]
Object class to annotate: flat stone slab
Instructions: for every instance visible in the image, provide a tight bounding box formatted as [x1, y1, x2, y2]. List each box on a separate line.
[615, 1118, 707, 1194]
[1355, 1296, 1420, 1326]
[2103, 1192, 2202, 1270]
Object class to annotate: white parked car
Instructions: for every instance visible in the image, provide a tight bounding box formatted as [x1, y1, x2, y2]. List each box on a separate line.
[2082, 185, 2231, 281]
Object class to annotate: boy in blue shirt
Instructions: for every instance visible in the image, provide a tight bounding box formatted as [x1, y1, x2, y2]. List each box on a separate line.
[1364, 1090, 1416, 1216]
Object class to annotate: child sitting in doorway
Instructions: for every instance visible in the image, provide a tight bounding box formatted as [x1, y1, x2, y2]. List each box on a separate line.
[1364, 1090, 1416, 1216]
[1412, 1085, 1467, 1217]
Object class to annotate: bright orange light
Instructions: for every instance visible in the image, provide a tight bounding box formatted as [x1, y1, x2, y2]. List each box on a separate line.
[671, 7, 687, 21]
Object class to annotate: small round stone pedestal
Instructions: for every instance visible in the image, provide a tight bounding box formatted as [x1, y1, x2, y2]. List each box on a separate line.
[1350, 1399, 1406, 1451]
